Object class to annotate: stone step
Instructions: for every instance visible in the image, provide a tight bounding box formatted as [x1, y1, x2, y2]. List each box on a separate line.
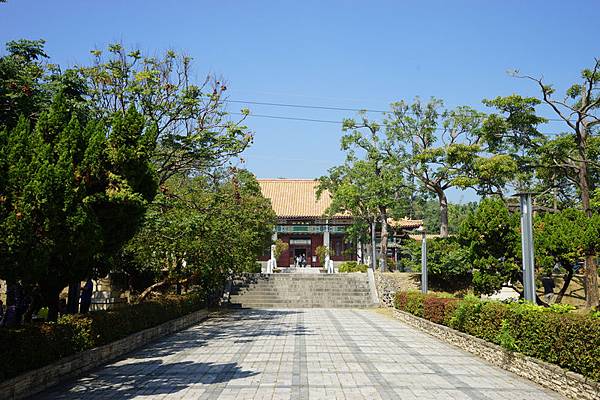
[234, 303, 374, 309]
[229, 273, 373, 310]
[232, 290, 370, 296]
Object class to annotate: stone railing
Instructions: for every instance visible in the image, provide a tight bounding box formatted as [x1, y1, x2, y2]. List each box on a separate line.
[393, 309, 599, 400]
[374, 272, 420, 307]
[0, 309, 210, 400]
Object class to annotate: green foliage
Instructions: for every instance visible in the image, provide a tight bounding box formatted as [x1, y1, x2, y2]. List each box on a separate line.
[384, 98, 485, 236]
[534, 209, 588, 270]
[411, 200, 477, 235]
[395, 292, 600, 380]
[273, 239, 288, 259]
[315, 245, 334, 264]
[425, 237, 472, 282]
[459, 198, 521, 295]
[0, 93, 156, 316]
[403, 291, 428, 317]
[497, 319, 517, 351]
[318, 129, 410, 267]
[121, 170, 275, 298]
[0, 39, 50, 130]
[338, 261, 368, 273]
[0, 293, 204, 382]
[80, 43, 252, 184]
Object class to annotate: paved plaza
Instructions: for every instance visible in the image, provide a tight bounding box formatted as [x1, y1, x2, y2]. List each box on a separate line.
[38, 308, 564, 400]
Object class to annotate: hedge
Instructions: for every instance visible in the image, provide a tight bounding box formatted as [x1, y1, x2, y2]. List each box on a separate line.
[394, 291, 600, 381]
[338, 261, 369, 273]
[0, 293, 204, 382]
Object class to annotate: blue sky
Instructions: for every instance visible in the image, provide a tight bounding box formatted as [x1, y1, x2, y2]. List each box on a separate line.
[2, 1, 599, 202]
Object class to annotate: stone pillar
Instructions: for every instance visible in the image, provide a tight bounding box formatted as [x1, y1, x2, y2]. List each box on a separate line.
[324, 222, 332, 272]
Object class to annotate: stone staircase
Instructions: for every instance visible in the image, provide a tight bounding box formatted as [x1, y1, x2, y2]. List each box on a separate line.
[229, 273, 375, 309]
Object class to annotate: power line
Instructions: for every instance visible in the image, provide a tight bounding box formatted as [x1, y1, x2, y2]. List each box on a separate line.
[230, 112, 559, 135]
[227, 99, 575, 123]
[231, 112, 340, 124]
[227, 100, 387, 114]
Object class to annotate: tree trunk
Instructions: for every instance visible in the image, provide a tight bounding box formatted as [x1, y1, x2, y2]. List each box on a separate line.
[45, 289, 61, 322]
[584, 254, 598, 308]
[555, 267, 574, 304]
[67, 280, 80, 314]
[437, 190, 449, 238]
[360, 241, 366, 264]
[379, 207, 388, 272]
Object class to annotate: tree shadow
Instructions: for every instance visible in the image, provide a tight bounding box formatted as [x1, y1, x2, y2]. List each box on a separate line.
[130, 308, 313, 360]
[39, 360, 257, 399]
[37, 308, 312, 399]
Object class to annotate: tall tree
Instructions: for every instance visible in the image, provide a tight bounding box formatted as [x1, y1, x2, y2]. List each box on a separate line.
[535, 209, 600, 304]
[319, 114, 410, 270]
[476, 95, 547, 197]
[79, 44, 252, 184]
[0, 94, 156, 321]
[459, 198, 522, 296]
[385, 98, 484, 237]
[516, 59, 600, 307]
[122, 170, 275, 302]
[0, 39, 49, 130]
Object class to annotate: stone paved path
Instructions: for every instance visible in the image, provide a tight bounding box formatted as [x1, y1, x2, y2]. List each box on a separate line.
[38, 309, 565, 400]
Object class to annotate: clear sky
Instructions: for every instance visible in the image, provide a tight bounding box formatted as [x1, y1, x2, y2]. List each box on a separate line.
[2, 1, 599, 202]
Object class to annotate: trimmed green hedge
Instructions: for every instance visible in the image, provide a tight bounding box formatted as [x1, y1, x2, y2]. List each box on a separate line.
[338, 261, 369, 273]
[0, 293, 204, 382]
[394, 291, 600, 381]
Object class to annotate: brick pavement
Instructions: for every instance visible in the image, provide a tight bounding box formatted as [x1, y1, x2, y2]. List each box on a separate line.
[37, 309, 565, 400]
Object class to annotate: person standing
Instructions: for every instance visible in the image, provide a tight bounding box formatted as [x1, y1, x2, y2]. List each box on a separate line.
[80, 278, 93, 314]
[541, 272, 555, 304]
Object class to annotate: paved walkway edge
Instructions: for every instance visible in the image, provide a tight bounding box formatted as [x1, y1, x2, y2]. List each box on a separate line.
[391, 309, 599, 400]
[0, 309, 210, 400]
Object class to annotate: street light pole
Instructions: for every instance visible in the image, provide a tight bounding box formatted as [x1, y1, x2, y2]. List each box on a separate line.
[518, 192, 536, 303]
[418, 225, 428, 293]
[371, 218, 377, 270]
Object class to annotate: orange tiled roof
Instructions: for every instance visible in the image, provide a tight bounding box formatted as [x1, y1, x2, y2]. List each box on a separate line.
[258, 179, 333, 218]
[258, 179, 423, 229]
[388, 218, 423, 229]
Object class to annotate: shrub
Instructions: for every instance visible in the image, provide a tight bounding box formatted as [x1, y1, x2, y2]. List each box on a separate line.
[338, 261, 368, 273]
[473, 301, 508, 344]
[423, 297, 459, 324]
[447, 294, 482, 333]
[393, 291, 408, 310]
[403, 291, 428, 317]
[0, 293, 205, 382]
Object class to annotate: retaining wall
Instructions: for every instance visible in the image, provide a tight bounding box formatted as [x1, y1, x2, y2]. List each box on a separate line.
[374, 272, 420, 307]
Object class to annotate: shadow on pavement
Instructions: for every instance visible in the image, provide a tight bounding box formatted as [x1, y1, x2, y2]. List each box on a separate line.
[130, 308, 313, 360]
[35, 308, 310, 399]
[39, 360, 257, 399]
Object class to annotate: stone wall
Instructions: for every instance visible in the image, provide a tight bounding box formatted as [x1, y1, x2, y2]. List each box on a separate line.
[374, 272, 420, 307]
[0, 309, 210, 400]
[392, 309, 599, 400]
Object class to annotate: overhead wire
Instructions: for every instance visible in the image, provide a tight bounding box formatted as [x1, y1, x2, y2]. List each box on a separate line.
[226, 99, 577, 123]
[229, 112, 560, 135]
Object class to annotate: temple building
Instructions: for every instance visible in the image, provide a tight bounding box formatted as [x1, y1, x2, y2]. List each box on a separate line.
[257, 179, 422, 270]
